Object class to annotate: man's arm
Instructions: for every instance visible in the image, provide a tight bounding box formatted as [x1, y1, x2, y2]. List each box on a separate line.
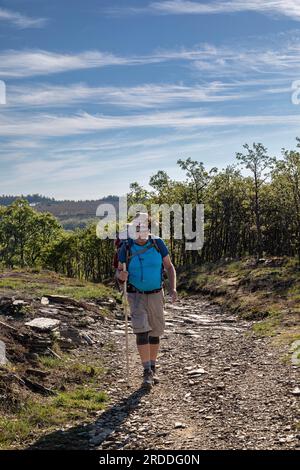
[117, 261, 128, 282]
[163, 255, 177, 302]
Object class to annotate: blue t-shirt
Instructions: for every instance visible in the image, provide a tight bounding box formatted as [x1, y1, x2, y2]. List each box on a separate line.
[119, 237, 169, 291]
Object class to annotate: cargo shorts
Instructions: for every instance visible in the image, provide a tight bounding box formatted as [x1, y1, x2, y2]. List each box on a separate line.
[127, 290, 165, 337]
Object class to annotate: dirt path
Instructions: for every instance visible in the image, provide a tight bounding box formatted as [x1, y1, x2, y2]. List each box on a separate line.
[90, 296, 299, 450]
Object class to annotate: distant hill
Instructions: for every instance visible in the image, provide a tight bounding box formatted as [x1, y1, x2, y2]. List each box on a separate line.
[0, 194, 119, 230]
[0, 194, 55, 206]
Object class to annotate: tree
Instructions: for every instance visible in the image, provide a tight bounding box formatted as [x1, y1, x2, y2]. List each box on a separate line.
[0, 199, 62, 268]
[273, 146, 300, 262]
[177, 157, 217, 204]
[236, 143, 275, 259]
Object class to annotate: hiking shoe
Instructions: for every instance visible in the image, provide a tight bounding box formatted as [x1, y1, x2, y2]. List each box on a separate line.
[142, 368, 154, 389]
[151, 366, 160, 384]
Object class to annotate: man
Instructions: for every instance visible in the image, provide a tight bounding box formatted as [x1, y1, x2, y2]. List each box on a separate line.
[117, 221, 177, 389]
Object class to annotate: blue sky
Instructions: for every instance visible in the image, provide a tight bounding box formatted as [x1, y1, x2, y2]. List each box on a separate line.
[1, 0, 300, 199]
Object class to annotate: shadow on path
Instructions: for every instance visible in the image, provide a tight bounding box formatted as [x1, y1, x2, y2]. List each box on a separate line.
[27, 386, 149, 450]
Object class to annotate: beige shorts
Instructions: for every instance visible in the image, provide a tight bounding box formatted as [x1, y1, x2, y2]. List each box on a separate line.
[127, 290, 165, 337]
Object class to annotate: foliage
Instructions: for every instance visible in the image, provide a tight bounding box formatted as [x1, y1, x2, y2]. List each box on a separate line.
[2, 139, 300, 279]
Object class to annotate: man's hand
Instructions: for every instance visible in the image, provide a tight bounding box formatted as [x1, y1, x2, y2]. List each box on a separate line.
[118, 270, 128, 282]
[170, 289, 178, 303]
[163, 255, 177, 303]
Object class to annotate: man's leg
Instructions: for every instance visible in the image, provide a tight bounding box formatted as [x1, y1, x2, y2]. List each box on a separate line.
[128, 292, 152, 371]
[149, 336, 160, 371]
[136, 332, 154, 387]
[136, 332, 151, 370]
[149, 336, 160, 384]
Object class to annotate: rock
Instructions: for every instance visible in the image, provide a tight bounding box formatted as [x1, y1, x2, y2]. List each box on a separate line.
[0, 297, 27, 315]
[156, 431, 168, 437]
[47, 294, 80, 305]
[22, 376, 56, 396]
[46, 295, 101, 314]
[39, 307, 60, 315]
[291, 387, 300, 396]
[187, 368, 206, 376]
[174, 422, 186, 429]
[58, 325, 83, 349]
[90, 427, 114, 445]
[57, 338, 75, 351]
[217, 382, 225, 390]
[25, 317, 60, 331]
[80, 333, 94, 345]
[13, 300, 27, 306]
[26, 368, 49, 378]
[98, 299, 116, 311]
[41, 297, 50, 305]
[279, 435, 295, 443]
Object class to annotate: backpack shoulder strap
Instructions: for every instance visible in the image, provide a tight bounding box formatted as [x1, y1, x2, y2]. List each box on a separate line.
[149, 235, 162, 254]
[124, 238, 134, 268]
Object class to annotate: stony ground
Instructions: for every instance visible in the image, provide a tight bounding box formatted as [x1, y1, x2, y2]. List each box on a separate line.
[2, 271, 299, 450]
[87, 296, 300, 451]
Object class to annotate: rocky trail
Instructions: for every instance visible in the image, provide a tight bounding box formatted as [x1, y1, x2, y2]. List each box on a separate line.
[1, 289, 299, 450]
[91, 296, 299, 450]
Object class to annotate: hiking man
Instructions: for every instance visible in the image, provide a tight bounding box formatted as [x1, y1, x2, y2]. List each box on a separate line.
[117, 221, 177, 388]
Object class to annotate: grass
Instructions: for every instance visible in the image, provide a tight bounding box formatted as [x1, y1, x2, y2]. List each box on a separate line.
[178, 256, 300, 348]
[252, 313, 283, 337]
[0, 268, 115, 450]
[54, 389, 107, 411]
[0, 387, 108, 449]
[38, 355, 105, 385]
[0, 268, 115, 301]
[0, 268, 119, 322]
[0, 353, 108, 449]
[43, 284, 112, 301]
[1, 353, 108, 449]
[38, 355, 62, 369]
[0, 278, 112, 301]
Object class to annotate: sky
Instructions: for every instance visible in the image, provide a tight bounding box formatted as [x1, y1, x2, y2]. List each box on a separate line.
[1, 0, 300, 200]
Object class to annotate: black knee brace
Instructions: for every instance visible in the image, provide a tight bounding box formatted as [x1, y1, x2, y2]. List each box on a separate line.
[136, 332, 149, 345]
[149, 336, 160, 344]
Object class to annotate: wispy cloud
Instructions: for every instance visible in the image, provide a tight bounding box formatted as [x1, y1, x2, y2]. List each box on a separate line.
[2, 125, 298, 198]
[8, 82, 247, 108]
[0, 50, 139, 78]
[191, 44, 300, 76]
[0, 7, 47, 28]
[1, 109, 300, 138]
[2, 37, 300, 79]
[111, 1, 300, 21]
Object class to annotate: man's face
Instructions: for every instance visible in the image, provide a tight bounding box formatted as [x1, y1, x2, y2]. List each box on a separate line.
[136, 223, 149, 240]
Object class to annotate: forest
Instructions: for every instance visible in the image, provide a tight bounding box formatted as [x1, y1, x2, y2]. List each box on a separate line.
[1, 140, 300, 282]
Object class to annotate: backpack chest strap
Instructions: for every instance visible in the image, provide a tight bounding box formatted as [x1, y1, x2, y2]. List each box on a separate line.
[128, 243, 154, 260]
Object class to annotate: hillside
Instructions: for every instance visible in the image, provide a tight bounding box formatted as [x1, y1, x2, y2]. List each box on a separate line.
[178, 257, 300, 348]
[0, 194, 119, 230]
[0, 269, 121, 449]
